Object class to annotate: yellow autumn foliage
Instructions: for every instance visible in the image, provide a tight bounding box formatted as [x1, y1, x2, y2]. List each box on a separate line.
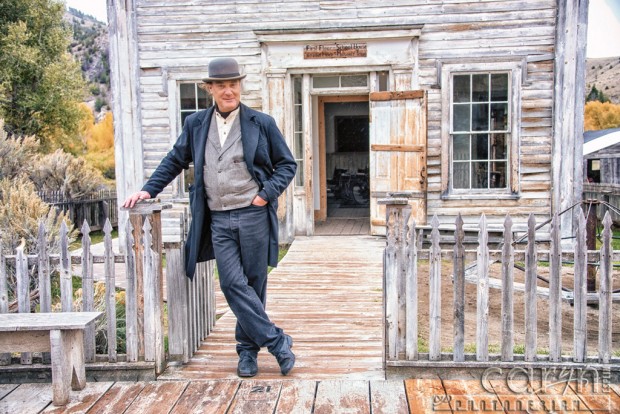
[80, 108, 115, 180]
[584, 101, 620, 131]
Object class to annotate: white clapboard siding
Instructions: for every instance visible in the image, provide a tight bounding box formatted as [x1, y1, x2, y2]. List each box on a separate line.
[114, 0, 566, 234]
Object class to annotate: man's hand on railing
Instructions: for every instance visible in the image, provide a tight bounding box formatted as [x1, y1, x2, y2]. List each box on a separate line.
[123, 191, 152, 209]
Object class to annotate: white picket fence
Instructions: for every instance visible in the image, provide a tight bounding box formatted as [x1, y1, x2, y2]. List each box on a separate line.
[382, 198, 618, 371]
[0, 202, 215, 375]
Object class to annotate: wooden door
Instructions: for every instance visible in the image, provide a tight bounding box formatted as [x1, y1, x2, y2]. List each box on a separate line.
[369, 90, 427, 235]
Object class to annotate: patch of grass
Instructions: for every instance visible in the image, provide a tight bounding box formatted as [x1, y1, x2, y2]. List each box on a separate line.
[70, 228, 118, 251]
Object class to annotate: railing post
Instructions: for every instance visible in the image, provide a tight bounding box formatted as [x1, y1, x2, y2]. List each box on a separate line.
[379, 196, 411, 363]
[121, 201, 171, 371]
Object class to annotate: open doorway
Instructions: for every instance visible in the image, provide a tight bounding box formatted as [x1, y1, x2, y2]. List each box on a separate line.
[315, 95, 370, 235]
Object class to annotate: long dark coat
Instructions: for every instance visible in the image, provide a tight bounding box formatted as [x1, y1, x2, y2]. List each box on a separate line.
[142, 104, 297, 279]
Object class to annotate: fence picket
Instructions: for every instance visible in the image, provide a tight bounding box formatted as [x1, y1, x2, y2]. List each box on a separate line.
[103, 219, 117, 362]
[476, 214, 489, 362]
[574, 210, 587, 362]
[129, 214, 146, 359]
[384, 206, 399, 360]
[453, 215, 465, 362]
[429, 214, 441, 361]
[501, 215, 514, 361]
[166, 242, 189, 362]
[599, 212, 613, 363]
[525, 214, 537, 362]
[37, 222, 51, 364]
[80, 221, 95, 363]
[549, 213, 562, 362]
[406, 220, 419, 360]
[60, 221, 72, 313]
[143, 218, 155, 362]
[125, 219, 138, 362]
[16, 243, 31, 364]
[0, 237, 9, 365]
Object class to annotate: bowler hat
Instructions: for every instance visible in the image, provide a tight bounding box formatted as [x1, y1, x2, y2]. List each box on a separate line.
[202, 57, 246, 82]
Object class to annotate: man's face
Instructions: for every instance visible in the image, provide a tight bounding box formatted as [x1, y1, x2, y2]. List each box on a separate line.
[207, 80, 241, 112]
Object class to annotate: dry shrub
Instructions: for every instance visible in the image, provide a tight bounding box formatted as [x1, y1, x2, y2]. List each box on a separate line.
[0, 120, 40, 180]
[29, 149, 107, 198]
[0, 177, 76, 303]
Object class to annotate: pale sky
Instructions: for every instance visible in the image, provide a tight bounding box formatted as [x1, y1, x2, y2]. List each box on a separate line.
[64, 0, 620, 58]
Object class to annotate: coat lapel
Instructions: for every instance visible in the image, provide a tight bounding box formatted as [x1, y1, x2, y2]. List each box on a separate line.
[193, 107, 214, 174]
[240, 104, 259, 173]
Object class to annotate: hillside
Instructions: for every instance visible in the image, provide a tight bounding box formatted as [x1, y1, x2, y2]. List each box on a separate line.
[64, 8, 110, 120]
[586, 57, 620, 104]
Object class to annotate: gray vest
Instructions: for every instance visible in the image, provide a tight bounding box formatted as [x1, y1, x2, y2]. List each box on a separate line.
[204, 113, 259, 211]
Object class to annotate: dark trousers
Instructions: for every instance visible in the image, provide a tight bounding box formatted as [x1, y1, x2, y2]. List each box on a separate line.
[210, 204, 283, 356]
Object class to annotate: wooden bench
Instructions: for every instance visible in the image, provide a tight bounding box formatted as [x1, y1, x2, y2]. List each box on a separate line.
[0, 312, 102, 406]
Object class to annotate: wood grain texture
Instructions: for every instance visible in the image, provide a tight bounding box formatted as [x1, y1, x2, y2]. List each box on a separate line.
[170, 380, 239, 414]
[274, 380, 316, 414]
[159, 236, 384, 381]
[0, 383, 53, 414]
[41, 382, 113, 414]
[87, 382, 147, 414]
[124, 381, 188, 414]
[313, 380, 370, 414]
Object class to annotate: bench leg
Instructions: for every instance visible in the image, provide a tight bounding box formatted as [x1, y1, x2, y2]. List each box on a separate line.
[50, 329, 86, 406]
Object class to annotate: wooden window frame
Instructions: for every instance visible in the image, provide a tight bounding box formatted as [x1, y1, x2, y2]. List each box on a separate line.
[440, 61, 522, 199]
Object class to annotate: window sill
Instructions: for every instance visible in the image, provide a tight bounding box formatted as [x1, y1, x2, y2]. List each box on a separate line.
[441, 192, 520, 201]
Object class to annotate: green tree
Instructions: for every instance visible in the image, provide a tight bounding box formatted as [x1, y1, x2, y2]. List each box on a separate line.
[0, 0, 86, 153]
[586, 85, 610, 103]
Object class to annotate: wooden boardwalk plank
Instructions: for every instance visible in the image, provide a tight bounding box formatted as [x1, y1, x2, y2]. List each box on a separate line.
[86, 382, 146, 414]
[0, 384, 17, 400]
[274, 380, 316, 413]
[313, 380, 371, 414]
[0, 383, 53, 414]
[228, 380, 281, 414]
[41, 382, 114, 414]
[441, 379, 503, 412]
[169, 380, 239, 414]
[124, 381, 188, 414]
[159, 236, 385, 381]
[369, 380, 409, 414]
[405, 378, 452, 413]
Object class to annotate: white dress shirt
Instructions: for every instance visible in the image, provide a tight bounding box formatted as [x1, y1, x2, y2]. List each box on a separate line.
[214, 107, 240, 147]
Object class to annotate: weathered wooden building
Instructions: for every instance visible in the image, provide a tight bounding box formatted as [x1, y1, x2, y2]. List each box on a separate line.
[109, 0, 588, 244]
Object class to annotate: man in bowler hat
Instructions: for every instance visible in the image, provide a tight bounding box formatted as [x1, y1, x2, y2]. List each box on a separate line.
[123, 57, 297, 377]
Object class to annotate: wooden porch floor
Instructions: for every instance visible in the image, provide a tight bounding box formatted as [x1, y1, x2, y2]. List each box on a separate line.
[160, 235, 386, 381]
[3, 376, 619, 413]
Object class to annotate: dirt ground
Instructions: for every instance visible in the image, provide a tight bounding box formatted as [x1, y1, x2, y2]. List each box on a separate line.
[414, 259, 620, 356]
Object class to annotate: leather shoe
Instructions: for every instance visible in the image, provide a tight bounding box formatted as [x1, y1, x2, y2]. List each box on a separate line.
[237, 353, 258, 377]
[274, 334, 295, 376]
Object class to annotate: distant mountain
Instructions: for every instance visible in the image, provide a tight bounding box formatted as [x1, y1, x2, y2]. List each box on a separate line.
[586, 57, 620, 104]
[65, 8, 110, 120]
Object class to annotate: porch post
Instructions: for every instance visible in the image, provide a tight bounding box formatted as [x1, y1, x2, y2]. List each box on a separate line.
[552, 0, 589, 245]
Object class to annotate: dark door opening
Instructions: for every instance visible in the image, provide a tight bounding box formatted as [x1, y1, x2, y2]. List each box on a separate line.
[316, 96, 370, 235]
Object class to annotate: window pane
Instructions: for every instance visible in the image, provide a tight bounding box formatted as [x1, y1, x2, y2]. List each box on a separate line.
[472, 103, 489, 131]
[294, 106, 302, 133]
[294, 132, 303, 159]
[377, 71, 389, 91]
[490, 133, 507, 159]
[453, 134, 470, 160]
[295, 161, 304, 187]
[453, 162, 470, 189]
[472, 74, 489, 102]
[490, 162, 506, 188]
[491, 73, 508, 101]
[183, 165, 195, 192]
[180, 84, 196, 110]
[313, 76, 339, 88]
[341, 75, 368, 87]
[472, 134, 489, 160]
[453, 104, 470, 131]
[453, 75, 470, 103]
[197, 87, 210, 109]
[490, 103, 508, 130]
[294, 77, 302, 104]
[472, 162, 489, 188]
[181, 111, 192, 126]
